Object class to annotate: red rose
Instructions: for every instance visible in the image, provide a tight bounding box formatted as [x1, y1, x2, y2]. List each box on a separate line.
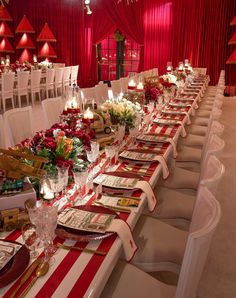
[42, 137, 57, 151]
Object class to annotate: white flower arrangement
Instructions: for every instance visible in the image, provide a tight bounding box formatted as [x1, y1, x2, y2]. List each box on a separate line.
[99, 96, 144, 129]
[160, 73, 177, 84]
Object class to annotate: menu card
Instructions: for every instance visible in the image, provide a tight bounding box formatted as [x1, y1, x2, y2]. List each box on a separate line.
[0, 240, 22, 271]
[153, 118, 179, 125]
[58, 208, 115, 234]
[119, 150, 157, 162]
[99, 194, 140, 208]
[136, 134, 168, 143]
[93, 173, 138, 189]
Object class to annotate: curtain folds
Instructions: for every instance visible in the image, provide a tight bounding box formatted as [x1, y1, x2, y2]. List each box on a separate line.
[6, 0, 236, 86]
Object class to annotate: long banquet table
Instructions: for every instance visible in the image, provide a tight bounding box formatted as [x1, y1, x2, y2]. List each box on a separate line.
[0, 78, 207, 298]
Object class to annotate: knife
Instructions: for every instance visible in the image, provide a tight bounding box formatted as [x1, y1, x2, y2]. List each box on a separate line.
[9, 258, 42, 298]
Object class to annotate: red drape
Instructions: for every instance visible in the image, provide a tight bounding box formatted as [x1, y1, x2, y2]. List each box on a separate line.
[142, 0, 236, 84]
[6, 0, 236, 86]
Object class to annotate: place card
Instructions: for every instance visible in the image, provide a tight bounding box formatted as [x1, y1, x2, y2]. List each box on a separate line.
[0, 240, 22, 271]
[93, 173, 139, 189]
[58, 208, 116, 234]
[119, 150, 157, 162]
[99, 194, 140, 208]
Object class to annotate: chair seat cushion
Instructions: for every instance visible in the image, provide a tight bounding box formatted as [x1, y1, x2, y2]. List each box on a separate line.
[191, 117, 209, 126]
[195, 110, 211, 118]
[178, 134, 205, 147]
[131, 216, 187, 271]
[101, 261, 176, 298]
[186, 124, 208, 136]
[198, 104, 213, 111]
[176, 146, 202, 162]
[151, 187, 196, 220]
[157, 167, 200, 190]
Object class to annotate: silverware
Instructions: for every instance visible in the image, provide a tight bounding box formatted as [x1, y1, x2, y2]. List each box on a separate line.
[93, 201, 131, 214]
[102, 193, 141, 201]
[9, 258, 42, 298]
[121, 167, 152, 177]
[57, 243, 106, 256]
[20, 262, 50, 298]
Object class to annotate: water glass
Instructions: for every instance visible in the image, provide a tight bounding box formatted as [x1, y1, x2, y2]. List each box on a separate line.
[105, 144, 116, 169]
[73, 169, 88, 201]
[22, 223, 39, 259]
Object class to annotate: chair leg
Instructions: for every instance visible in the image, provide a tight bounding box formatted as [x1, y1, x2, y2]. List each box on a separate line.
[18, 95, 21, 108]
[26, 94, 29, 106]
[11, 96, 15, 109]
[31, 92, 35, 106]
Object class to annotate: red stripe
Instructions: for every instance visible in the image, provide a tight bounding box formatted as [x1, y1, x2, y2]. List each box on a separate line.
[5, 229, 21, 241]
[34, 242, 88, 298]
[67, 235, 117, 298]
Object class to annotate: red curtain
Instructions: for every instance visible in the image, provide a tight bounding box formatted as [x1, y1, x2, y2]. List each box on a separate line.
[142, 0, 236, 84]
[102, 0, 145, 71]
[6, 0, 236, 86]
[7, 0, 92, 86]
[89, 0, 116, 86]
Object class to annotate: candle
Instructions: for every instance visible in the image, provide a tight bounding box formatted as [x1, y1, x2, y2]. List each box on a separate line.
[33, 54, 37, 63]
[136, 82, 144, 90]
[84, 107, 94, 120]
[44, 191, 54, 200]
[128, 79, 136, 87]
[70, 96, 77, 109]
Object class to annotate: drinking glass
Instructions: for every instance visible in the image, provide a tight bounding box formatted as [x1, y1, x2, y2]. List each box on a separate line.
[73, 169, 88, 203]
[57, 166, 69, 200]
[105, 144, 115, 170]
[22, 223, 39, 259]
[36, 205, 58, 261]
[47, 169, 64, 201]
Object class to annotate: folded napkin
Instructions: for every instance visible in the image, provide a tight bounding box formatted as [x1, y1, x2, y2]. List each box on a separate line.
[153, 119, 187, 137]
[107, 219, 137, 261]
[162, 110, 191, 125]
[94, 173, 157, 212]
[127, 150, 169, 179]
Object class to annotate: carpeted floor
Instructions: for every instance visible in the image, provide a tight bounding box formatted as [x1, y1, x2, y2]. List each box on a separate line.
[198, 97, 236, 298]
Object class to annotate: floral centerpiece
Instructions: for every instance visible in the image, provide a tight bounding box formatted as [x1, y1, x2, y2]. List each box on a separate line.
[18, 123, 95, 174]
[144, 77, 163, 104]
[159, 73, 177, 91]
[98, 96, 144, 130]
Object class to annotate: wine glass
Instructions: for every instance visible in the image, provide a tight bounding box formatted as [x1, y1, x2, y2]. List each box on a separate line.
[73, 169, 88, 203]
[105, 144, 115, 170]
[22, 223, 39, 259]
[57, 166, 69, 200]
[47, 169, 64, 201]
[36, 205, 58, 261]
[86, 149, 98, 179]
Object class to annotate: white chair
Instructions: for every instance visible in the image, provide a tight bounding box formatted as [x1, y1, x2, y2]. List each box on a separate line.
[101, 186, 221, 298]
[111, 79, 122, 97]
[14, 71, 30, 108]
[70, 65, 79, 85]
[29, 69, 42, 106]
[81, 87, 96, 109]
[4, 106, 34, 147]
[193, 67, 207, 75]
[42, 97, 63, 128]
[62, 66, 71, 93]
[150, 155, 224, 228]
[42, 68, 55, 99]
[161, 133, 225, 190]
[0, 114, 6, 148]
[1, 72, 15, 112]
[54, 67, 64, 97]
[94, 83, 108, 105]
[119, 77, 129, 93]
